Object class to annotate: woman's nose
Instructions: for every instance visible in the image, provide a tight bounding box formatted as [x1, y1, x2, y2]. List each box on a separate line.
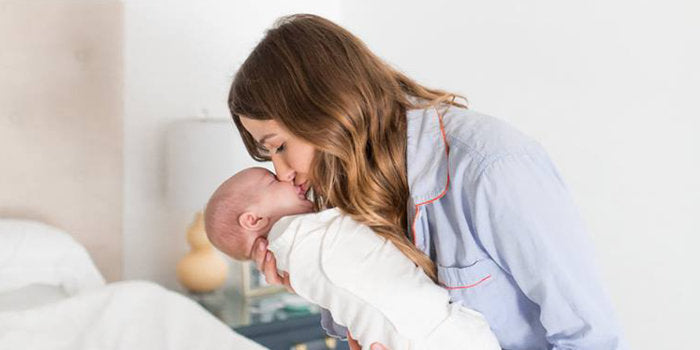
[272, 157, 295, 183]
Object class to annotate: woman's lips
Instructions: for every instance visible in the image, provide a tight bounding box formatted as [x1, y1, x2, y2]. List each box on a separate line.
[295, 184, 306, 199]
[295, 181, 310, 200]
[299, 181, 309, 194]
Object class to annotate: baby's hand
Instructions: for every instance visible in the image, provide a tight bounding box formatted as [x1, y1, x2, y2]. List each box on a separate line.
[252, 237, 295, 294]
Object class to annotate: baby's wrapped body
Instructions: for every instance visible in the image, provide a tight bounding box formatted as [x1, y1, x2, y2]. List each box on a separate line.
[267, 208, 500, 350]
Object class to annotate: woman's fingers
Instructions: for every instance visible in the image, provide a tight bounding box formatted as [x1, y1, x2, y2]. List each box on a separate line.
[347, 330, 361, 350]
[263, 254, 295, 294]
[347, 330, 388, 350]
[346, 330, 388, 350]
[261, 251, 284, 285]
[252, 238, 282, 285]
[252, 238, 268, 271]
[281, 271, 296, 294]
[252, 239, 294, 291]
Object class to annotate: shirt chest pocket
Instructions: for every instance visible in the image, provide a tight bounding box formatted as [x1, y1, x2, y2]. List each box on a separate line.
[437, 258, 496, 293]
[437, 258, 513, 327]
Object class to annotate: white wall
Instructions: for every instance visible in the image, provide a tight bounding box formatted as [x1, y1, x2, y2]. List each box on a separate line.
[122, 0, 341, 286]
[123, 1, 699, 348]
[338, 1, 699, 348]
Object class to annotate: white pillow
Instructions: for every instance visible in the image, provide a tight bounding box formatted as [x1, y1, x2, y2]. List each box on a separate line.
[0, 219, 105, 295]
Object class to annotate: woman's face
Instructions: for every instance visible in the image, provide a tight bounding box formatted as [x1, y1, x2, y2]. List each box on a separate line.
[239, 117, 316, 197]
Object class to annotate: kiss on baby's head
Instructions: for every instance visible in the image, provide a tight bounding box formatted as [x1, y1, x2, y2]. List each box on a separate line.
[204, 167, 314, 261]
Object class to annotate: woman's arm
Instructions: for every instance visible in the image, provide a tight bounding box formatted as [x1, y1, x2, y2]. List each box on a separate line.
[468, 149, 627, 349]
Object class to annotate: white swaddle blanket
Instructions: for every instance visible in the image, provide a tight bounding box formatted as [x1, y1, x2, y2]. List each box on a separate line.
[267, 208, 500, 350]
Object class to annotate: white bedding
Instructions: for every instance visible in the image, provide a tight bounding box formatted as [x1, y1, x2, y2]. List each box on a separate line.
[0, 219, 267, 350]
[0, 284, 68, 312]
[0, 219, 105, 295]
[0, 280, 267, 350]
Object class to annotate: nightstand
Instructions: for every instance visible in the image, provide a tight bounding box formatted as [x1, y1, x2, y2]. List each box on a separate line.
[188, 287, 350, 350]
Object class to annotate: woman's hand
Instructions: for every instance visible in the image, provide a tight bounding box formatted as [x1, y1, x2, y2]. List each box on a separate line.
[347, 330, 389, 350]
[252, 237, 295, 294]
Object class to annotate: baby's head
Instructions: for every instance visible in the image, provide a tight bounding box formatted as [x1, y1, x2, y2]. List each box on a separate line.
[204, 167, 314, 260]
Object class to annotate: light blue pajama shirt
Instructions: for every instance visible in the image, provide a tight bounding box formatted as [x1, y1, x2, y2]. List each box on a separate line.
[320, 99, 627, 349]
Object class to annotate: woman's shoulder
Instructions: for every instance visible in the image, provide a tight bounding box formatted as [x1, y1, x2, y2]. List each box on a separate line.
[441, 105, 544, 162]
[407, 102, 544, 164]
[405, 102, 549, 199]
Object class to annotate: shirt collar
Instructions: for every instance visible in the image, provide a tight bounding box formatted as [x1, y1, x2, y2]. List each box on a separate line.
[405, 97, 450, 205]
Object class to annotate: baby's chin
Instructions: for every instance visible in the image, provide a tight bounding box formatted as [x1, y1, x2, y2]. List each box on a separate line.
[283, 200, 315, 216]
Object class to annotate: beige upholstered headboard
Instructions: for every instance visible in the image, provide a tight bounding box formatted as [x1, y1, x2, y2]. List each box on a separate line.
[0, 1, 123, 281]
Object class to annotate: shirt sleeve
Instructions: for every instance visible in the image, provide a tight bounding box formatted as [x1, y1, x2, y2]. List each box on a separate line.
[469, 148, 627, 349]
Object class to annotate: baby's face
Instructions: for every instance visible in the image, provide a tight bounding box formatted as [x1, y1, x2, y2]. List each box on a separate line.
[250, 167, 314, 216]
[229, 168, 313, 259]
[207, 167, 315, 261]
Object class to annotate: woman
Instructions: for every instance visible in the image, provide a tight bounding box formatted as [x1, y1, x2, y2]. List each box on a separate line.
[228, 14, 626, 350]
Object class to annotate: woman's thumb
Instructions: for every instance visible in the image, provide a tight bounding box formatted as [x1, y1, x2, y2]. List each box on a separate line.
[370, 343, 387, 350]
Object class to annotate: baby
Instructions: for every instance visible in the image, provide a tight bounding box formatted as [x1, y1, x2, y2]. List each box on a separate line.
[205, 167, 500, 350]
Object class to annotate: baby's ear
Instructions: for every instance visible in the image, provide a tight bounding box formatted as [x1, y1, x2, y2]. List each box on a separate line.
[238, 212, 269, 231]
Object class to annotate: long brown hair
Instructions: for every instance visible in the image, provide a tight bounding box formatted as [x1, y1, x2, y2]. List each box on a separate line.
[228, 14, 467, 283]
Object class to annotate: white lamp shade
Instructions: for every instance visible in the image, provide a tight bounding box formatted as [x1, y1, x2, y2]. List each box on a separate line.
[165, 119, 272, 212]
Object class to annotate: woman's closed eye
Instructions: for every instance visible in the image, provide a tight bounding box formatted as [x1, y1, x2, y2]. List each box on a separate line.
[255, 141, 284, 158]
[256, 143, 271, 156]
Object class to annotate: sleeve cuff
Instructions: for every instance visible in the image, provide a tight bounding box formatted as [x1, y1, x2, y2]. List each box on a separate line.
[320, 307, 348, 341]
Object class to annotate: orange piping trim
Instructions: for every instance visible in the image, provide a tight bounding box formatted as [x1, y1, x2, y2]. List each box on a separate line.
[440, 274, 492, 290]
[410, 107, 491, 290]
[411, 107, 451, 246]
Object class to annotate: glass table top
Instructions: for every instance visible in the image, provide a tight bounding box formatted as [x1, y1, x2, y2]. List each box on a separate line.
[189, 287, 322, 329]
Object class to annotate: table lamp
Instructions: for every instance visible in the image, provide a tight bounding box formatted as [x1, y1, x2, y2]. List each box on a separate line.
[166, 118, 269, 293]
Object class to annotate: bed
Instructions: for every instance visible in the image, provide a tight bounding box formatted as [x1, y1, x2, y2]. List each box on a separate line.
[0, 219, 267, 350]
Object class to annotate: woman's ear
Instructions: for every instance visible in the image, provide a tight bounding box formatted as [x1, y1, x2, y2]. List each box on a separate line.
[238, 212, 269, 231]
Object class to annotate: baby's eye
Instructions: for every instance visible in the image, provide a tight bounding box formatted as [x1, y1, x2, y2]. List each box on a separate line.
[275, 143, 286, 154]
